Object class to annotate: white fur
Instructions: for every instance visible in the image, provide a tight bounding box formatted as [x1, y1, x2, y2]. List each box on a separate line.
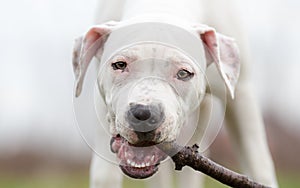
[97, 43, 205, 144]
[86, 0, 278, 187]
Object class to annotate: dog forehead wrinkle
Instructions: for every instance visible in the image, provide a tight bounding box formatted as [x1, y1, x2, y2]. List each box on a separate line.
[115, 50, 139, 62]
[167, 53, 195, 67]
[152, 47, 157, 53]
[140, 44, 169, 59]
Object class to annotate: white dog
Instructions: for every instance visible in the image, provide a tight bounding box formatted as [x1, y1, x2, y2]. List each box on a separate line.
[72, 0, 278, 187]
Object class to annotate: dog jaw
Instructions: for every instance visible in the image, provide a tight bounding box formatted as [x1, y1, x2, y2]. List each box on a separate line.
[110, 135, 168, 179]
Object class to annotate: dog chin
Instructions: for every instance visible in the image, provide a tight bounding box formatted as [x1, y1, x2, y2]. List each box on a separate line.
[110, 134, 168, 179]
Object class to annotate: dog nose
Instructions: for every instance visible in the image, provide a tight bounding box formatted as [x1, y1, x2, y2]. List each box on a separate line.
[127, 103, 165, 132]
[130, 104, 151, 121]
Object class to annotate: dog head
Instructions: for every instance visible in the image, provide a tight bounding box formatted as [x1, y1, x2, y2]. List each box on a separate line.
[72, 21, 240, 179]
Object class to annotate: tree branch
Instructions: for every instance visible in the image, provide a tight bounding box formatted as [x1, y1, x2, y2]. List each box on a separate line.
[159, 142, 271, 188]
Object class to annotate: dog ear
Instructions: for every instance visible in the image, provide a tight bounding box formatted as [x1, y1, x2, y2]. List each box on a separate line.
[194, 25, 240, 99]
[72, 21, 117, 97]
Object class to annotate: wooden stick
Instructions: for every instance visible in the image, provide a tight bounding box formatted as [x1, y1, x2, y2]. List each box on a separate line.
[158, 142, 271, 188]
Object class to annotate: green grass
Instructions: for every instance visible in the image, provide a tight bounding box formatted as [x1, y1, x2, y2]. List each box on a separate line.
[0, 173, 299, 188]
[277, 173, 300, 188]
[0, 173, 88, 188]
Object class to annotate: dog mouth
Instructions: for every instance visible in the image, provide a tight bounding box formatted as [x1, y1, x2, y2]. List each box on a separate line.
[110, 134, 168, 179]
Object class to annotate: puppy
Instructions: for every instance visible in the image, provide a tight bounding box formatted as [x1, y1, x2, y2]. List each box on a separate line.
[72, 0, 278, 187]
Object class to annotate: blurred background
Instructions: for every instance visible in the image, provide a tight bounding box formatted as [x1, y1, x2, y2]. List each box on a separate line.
[0, 0, 299, 187]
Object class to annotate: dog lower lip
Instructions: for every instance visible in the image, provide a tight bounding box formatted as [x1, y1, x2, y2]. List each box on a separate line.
[120, 163, 159, 179]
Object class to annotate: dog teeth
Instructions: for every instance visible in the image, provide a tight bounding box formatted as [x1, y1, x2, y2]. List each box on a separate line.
[126, 159, 151, 168]
[151, 155, 155, 162]
[131, 161, 136, 167]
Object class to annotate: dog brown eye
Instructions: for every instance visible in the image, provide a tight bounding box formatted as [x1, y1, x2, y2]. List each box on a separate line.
[112, 61, 127, 70]
[176, 69, 194, 81]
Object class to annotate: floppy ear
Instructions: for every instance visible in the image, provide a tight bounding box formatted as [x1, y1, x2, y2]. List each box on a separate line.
[194, 25, 240, 99]
[72, 22, 117, 97]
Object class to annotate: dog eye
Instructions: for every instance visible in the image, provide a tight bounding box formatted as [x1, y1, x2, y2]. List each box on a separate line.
[176, 69, 194, 81]
[112, 61, 127, 70]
